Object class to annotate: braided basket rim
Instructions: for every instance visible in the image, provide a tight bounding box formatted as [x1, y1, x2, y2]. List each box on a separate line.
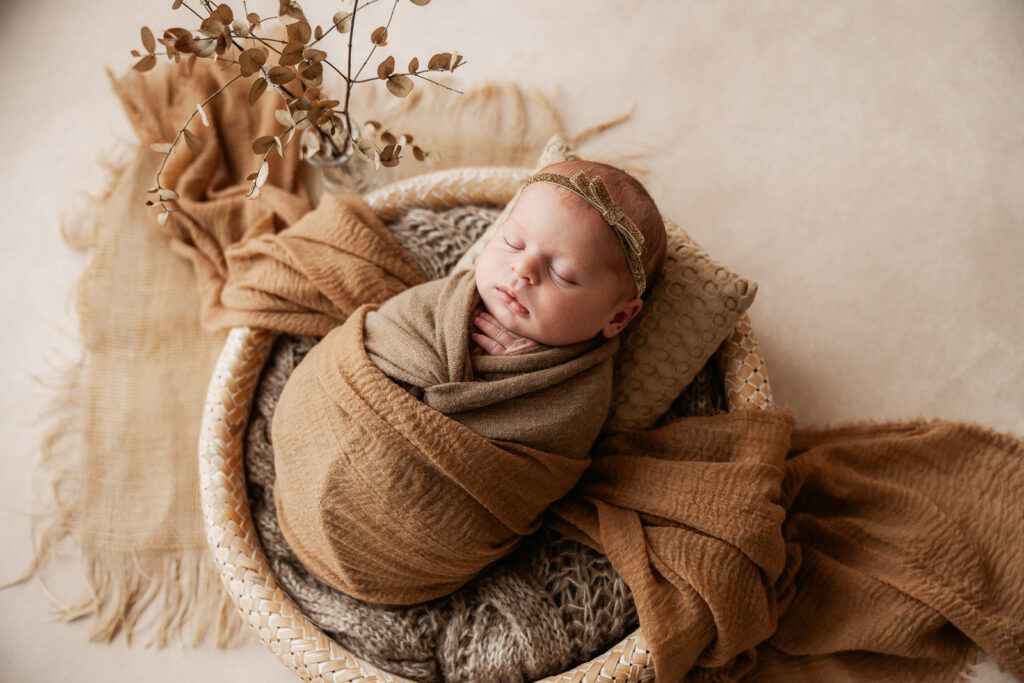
[198, 165, 774, 683]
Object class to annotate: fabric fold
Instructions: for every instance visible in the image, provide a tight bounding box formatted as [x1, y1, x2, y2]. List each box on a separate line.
[549, 409, 795, 680]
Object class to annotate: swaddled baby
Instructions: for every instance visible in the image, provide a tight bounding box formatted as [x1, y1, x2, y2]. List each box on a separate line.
[272, 160, 667, 604]
[360, 160, 667, 457]
[470, 160, 664, 354]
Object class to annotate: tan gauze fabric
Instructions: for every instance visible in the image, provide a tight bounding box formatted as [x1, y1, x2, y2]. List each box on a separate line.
[550, 415, 1024, 682]
[272, 269, 617, 604]
[365, 269, 617, 459]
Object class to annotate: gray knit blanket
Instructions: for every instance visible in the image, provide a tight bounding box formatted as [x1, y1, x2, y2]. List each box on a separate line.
[243, 205, 724, 682]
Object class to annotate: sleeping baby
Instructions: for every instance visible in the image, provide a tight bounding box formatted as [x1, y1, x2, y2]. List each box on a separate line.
[271, 160, 668, 604]
[360, 159, 667, 457]
[470, 159, 665, 355]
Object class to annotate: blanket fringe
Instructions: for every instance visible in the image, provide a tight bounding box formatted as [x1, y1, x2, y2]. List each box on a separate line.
[59, 139, 137, 251]
[2, 141, 247, 650]
[46, 548, 247, 648]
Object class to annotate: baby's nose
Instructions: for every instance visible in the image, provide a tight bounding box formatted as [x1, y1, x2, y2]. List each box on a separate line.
[510, 260, 536, 284]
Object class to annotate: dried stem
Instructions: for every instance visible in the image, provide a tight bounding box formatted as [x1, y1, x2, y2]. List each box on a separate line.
[150, 51, 240, 67]
[310, 0, 383, 46]
[342, 0, 359, 149]
[155, 73, 244, 188]
[411, 71, 465, 95]
[353, 0, 399, 82]
[352, 63, 466, 87]
[246, 143, 278, 198]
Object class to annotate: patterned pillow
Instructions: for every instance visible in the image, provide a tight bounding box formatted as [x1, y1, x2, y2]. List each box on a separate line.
[455, 135, 757, 434]
[603, 220, 756, 433]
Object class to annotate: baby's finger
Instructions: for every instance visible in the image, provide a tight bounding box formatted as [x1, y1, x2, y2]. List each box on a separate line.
[474, 314, 512, 342]
[471, 332, 505, 356]
[504, 337, 537, 354]
[477, 311, 512, 333]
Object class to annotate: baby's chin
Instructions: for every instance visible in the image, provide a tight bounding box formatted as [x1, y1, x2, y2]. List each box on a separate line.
[480, 297, 531, 337]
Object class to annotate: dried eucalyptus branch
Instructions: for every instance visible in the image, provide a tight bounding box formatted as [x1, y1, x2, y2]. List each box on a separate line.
[133, 0, 466, 217]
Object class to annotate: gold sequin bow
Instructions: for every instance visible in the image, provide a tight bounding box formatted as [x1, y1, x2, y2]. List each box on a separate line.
[523, 171, 646, 297]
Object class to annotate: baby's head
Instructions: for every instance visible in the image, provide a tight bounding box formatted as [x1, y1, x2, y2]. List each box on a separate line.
[475, 160, 667, 347]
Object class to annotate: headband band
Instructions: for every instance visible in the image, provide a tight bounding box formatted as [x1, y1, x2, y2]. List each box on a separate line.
[522, 171, 646, 297]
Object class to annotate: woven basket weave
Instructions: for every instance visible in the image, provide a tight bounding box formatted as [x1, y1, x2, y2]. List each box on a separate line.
[198, 166, 774, 682]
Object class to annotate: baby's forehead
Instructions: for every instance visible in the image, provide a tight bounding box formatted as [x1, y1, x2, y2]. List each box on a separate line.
[507, 185, 628, 274]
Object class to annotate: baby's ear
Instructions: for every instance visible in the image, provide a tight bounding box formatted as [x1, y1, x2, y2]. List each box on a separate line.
[602, 298, 643, 338]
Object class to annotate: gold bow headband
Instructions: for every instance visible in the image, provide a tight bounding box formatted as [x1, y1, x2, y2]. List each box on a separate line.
[522, 171, 646, 297]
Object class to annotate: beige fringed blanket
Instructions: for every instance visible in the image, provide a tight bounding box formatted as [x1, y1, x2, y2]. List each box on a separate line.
[30, 54, 569, 649]
[34, 55, 1024, 683]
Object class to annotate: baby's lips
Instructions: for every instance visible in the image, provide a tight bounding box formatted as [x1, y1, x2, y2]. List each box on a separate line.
[496, 287, 529, 316]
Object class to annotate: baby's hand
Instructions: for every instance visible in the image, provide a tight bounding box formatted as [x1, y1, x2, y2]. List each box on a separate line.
[472, 312, 538, 356]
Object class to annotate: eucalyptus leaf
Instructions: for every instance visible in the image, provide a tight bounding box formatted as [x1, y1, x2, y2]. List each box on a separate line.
[141, 26, 156, 53]
[386, 74, 413, 98]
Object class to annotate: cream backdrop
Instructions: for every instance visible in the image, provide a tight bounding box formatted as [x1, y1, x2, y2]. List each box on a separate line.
[1, 1, 1021, 681]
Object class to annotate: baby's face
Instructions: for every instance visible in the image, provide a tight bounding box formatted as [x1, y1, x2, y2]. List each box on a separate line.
[475, 183, 639, 347]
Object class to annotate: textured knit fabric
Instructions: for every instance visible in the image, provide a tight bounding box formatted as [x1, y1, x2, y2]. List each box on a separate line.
[385, 206, 499, 281]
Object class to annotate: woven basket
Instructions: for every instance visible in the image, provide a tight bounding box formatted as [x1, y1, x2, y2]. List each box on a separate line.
[198, 166, 774, 683]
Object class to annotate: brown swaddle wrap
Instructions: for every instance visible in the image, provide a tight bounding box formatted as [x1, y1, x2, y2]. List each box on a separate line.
[364, 269, 618, 458]
[272, 268, 618, 604]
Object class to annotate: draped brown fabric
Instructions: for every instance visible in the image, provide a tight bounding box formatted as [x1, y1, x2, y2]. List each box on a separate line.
[549, 410, 795, 680]
[176, 190, 1024, 682]
[550, 416, 1024, 681]
[196, 191, 426, 336]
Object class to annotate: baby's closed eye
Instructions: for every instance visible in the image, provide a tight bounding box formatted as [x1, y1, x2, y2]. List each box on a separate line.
[550, 268, 576, 285]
